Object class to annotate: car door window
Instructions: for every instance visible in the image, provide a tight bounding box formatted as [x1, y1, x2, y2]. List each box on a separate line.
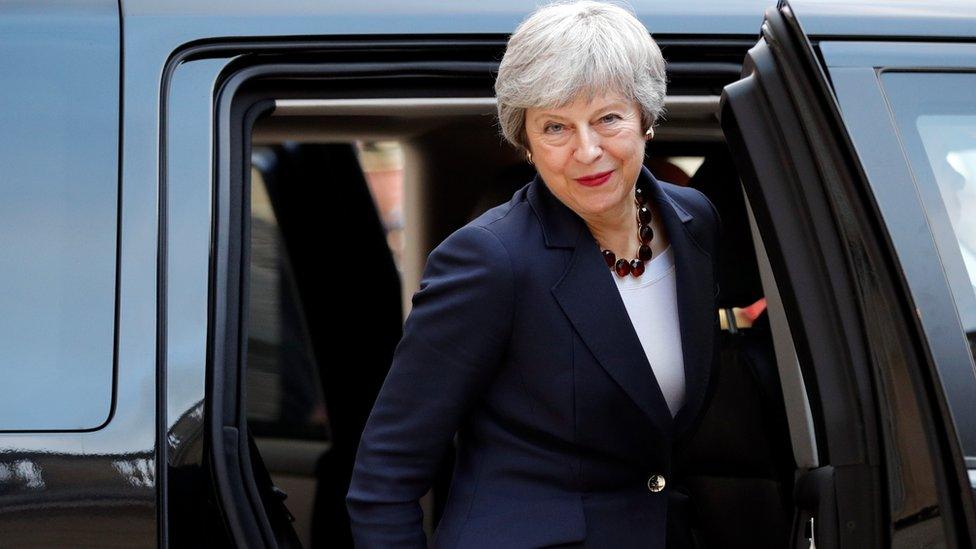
[881, 72, 976, 362]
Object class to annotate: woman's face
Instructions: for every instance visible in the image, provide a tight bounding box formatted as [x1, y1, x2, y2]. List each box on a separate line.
[524, 91, 650, 222]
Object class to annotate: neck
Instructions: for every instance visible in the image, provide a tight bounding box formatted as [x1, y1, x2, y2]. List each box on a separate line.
[583, 196, 640, 258]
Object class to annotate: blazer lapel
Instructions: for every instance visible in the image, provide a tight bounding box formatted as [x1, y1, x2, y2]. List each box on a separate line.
[533, 165, 716, 438]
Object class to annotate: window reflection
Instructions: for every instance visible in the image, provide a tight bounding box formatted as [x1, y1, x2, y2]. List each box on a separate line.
[883, 72, 976, 340]
[919, 116, 976, 293]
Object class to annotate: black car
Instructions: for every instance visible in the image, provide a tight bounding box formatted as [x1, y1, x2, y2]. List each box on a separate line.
[0, 0, 973, 547]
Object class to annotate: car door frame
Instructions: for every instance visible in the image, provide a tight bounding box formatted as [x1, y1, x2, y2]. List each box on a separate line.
[720, 1, 975, 547]
[194, 39, 509, 548]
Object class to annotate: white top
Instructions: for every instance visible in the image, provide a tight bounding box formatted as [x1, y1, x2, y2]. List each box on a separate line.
[612, 244, 686, 418]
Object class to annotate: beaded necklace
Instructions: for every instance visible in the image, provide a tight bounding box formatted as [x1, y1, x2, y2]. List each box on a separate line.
[600, 180, 654, 278]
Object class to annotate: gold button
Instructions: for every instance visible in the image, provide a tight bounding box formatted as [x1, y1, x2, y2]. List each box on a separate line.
[647, 474, 666, 492]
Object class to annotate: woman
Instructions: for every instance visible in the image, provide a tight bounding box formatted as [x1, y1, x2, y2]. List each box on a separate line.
[346, 1, 721, 547]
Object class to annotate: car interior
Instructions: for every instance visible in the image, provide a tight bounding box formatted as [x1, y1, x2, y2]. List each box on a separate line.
[240, 94, 820, 548]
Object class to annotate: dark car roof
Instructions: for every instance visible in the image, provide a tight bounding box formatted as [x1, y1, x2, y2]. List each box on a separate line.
[123, 0, 975, 44]
[125, 0, 770, 38]
[790, 0, 976, 39]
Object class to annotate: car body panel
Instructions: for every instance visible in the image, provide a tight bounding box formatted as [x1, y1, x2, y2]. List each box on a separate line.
[0, 0, 157, 544]
[0, 0, 118, 431]
[163, 56, 241, 547]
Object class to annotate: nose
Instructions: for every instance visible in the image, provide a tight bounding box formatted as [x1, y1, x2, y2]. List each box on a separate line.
[573, 125, 602, 164]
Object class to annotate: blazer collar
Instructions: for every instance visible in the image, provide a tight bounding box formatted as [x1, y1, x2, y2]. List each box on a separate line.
[536, 165, 715, 439]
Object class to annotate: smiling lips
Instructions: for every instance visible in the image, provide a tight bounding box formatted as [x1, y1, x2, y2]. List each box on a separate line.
[575, 169, 614, 187]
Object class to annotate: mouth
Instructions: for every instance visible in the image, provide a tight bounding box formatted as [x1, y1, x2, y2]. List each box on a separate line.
[575, 169, 614, 187]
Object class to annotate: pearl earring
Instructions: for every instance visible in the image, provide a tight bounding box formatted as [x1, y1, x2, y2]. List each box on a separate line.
[645, 128, 654, 138]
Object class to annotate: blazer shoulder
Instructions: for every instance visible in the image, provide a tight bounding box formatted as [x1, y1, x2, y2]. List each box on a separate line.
[463, 183, 534, 248]
[660, 180, 723, 240]
[417, 220, 516, 366]
[428, 221, 513, 281]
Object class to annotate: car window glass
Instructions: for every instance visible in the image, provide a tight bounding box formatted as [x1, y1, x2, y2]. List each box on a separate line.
[881, 71, 976, 399]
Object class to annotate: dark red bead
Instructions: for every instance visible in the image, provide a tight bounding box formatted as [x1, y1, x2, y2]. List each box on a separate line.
[630, 259, 645, 276]
[638, 244, 653, 261]
[638, 205, 652, 225]
[640, 225, 654, 244]
[614, 258, 631, 277]
[635, 186, 648, 205]
[602, 249, 616, 267]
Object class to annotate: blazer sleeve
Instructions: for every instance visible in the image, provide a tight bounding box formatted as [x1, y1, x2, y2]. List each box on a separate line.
[345, 223, 516, 548]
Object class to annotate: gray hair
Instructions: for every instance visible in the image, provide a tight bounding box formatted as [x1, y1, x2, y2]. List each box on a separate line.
[494, 0, 667, 155]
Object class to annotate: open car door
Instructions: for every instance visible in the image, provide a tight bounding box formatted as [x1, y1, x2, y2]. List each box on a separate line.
[719, 1, 976, 547]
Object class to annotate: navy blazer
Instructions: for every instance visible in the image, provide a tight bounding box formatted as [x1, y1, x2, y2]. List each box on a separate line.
[346, 165, 722, 548]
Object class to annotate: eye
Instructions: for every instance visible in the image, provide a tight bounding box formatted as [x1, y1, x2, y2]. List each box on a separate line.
[601, 113, 622, 123]
[543, 123, 564, 134]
